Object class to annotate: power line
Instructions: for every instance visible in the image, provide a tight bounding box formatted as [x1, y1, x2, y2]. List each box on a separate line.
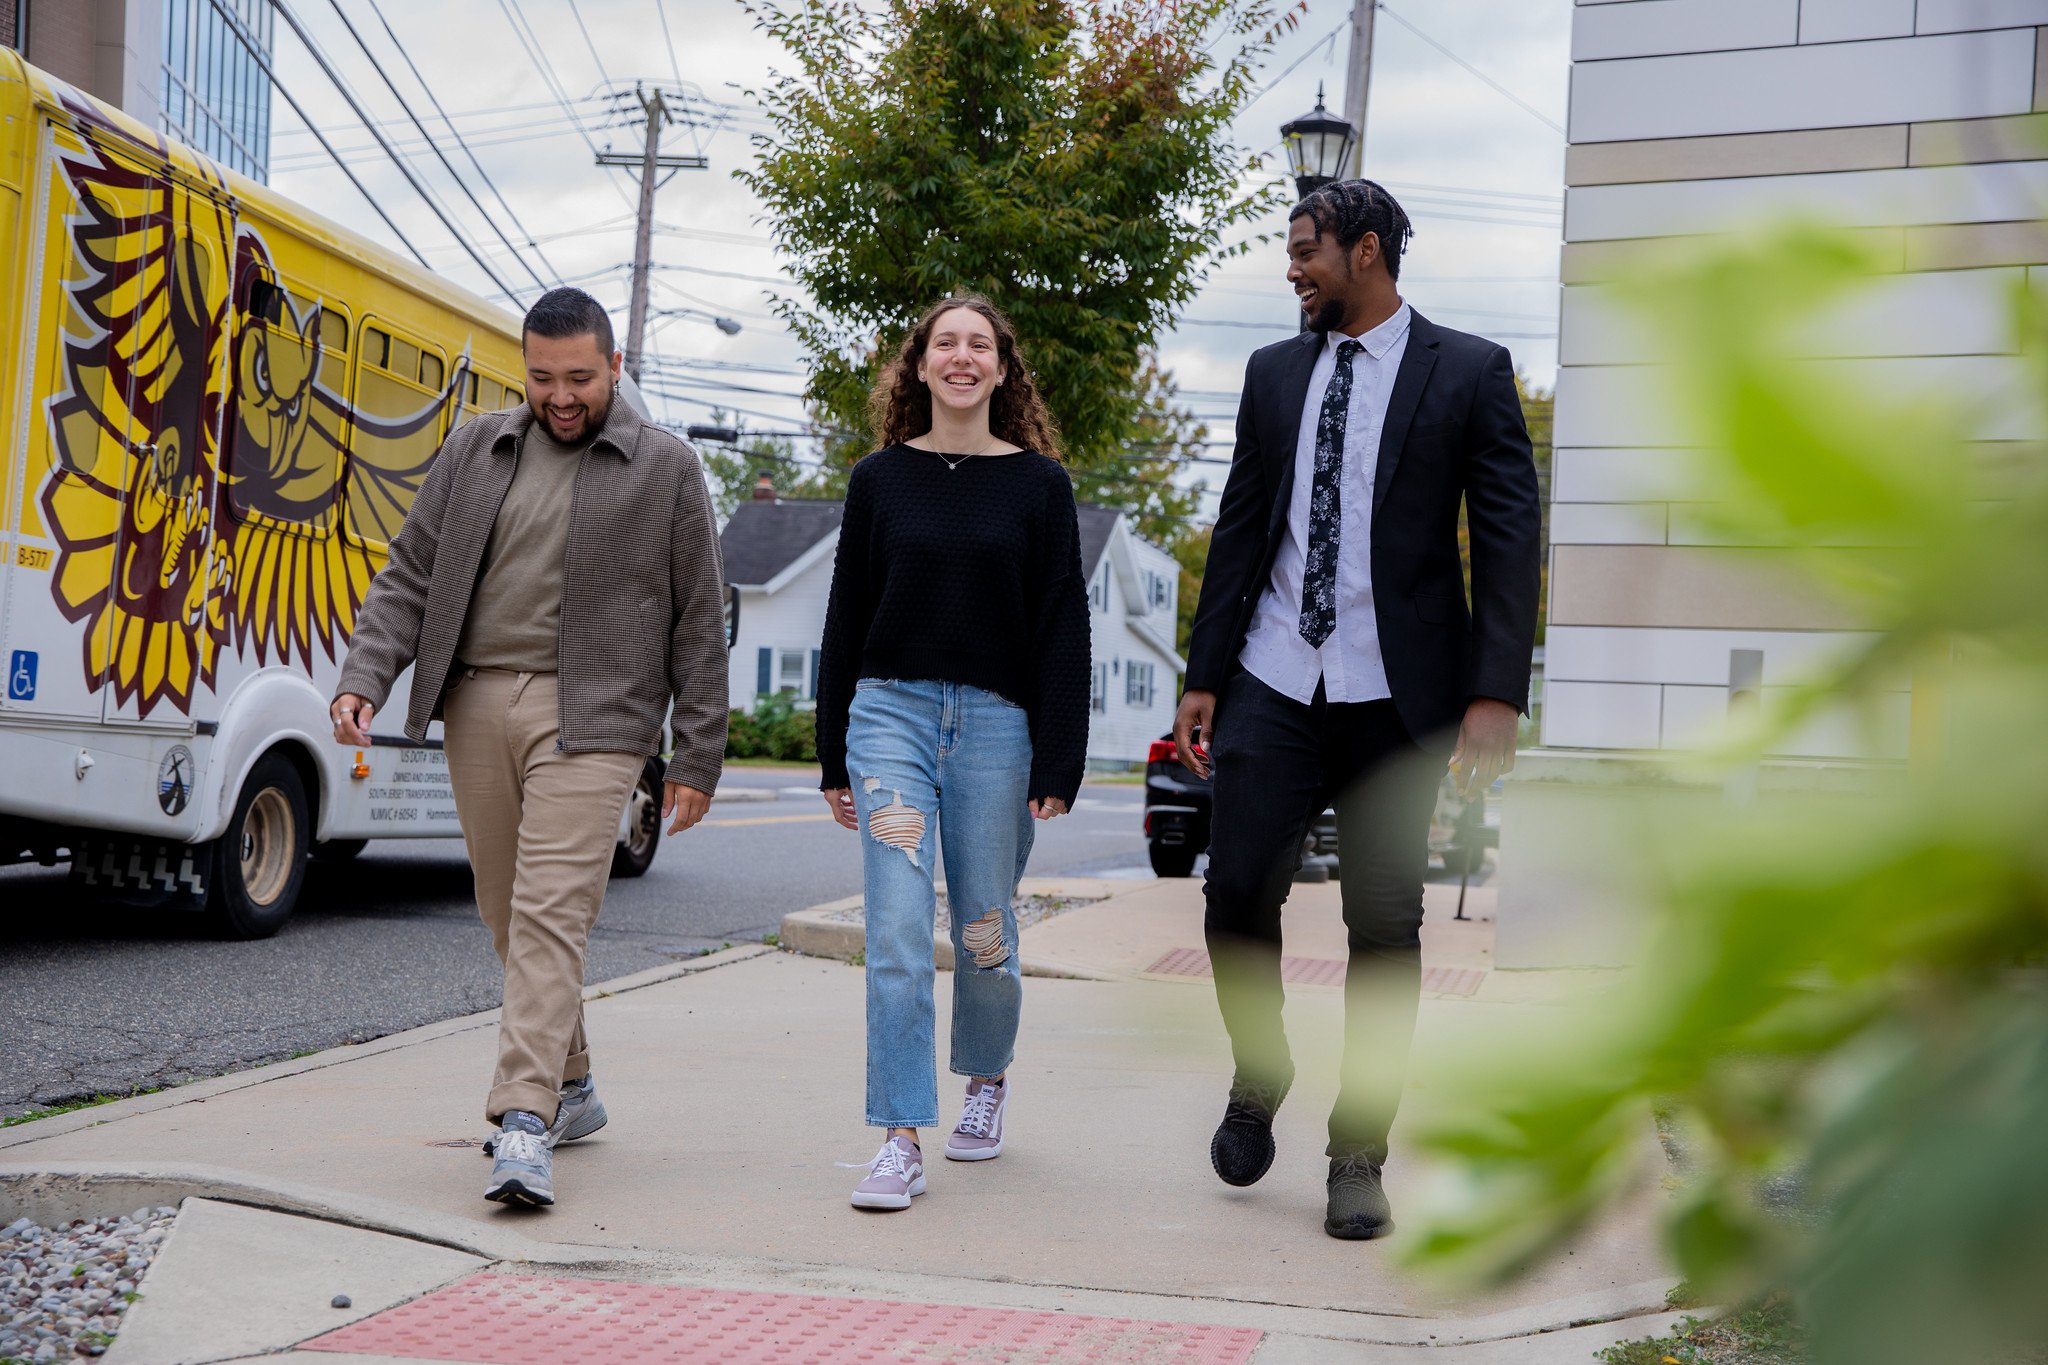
[321, 0, 551, 293]
[265, 0, 523, 298]
[365, 0, 569, 285]
[203, 0, 435, 269]
[564, 0, 617, 90]
[654, 0, 686, 88]
[494, 0, 636, 210]
[1374, 2, 1566, 138]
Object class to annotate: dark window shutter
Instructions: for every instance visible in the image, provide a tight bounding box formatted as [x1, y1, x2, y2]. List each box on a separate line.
[756, 647, 771, 696]
[809, 649, 821, 699]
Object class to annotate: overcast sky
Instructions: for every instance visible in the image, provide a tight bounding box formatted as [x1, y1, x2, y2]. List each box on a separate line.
[266, 0, 1571, 507]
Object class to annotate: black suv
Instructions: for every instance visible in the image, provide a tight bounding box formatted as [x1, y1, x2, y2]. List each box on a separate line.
[1142, 736, 1493, 880]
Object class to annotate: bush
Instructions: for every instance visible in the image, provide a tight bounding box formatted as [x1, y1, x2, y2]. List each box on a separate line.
[725, 693, 817, 762]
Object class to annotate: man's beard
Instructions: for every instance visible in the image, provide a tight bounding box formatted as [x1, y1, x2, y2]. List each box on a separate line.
[533, 388, 611, 443]
[1304, 294, 1347, 334]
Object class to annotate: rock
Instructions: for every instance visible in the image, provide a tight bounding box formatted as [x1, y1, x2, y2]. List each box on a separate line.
[332, 1293, 353, 1309]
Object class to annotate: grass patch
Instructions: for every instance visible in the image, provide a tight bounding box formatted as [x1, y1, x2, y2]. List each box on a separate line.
[1599, 1295, 1804, 1365]
[2, 1088, 161, 1128]
[761, 931, 780, 947]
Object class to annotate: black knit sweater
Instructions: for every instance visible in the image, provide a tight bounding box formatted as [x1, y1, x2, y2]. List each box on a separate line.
[815, 444, 1092, 806]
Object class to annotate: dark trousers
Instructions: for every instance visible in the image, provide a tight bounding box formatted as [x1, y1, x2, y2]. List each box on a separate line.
[1202, 669, 1443, 1163]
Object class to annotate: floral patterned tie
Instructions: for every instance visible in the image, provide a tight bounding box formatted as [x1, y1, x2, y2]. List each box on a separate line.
[1298, 339, 1362, 650]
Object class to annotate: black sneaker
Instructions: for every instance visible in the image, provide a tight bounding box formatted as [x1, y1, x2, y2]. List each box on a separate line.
[1209, 1072, 1292, 1187]
[1324, 1154, 1393, 1239]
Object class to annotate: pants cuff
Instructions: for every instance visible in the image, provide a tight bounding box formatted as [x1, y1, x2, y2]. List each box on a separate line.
[488, 1081, 563, 1128]
[562, 1050, 592, 1085]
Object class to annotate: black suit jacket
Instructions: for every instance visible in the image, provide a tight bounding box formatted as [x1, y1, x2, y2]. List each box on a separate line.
[1183, 310, 1541, 753]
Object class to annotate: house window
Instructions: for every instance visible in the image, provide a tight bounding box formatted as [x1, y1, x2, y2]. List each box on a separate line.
[1126, 662, 1154, 708]
[777, 648, 808, 697]
[1149, 571, 1171, 610]
[1090, 662, 1108, 714]
[1090, 568, 1107, 612]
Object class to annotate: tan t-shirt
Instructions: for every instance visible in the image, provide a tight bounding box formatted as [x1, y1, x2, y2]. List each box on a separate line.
[454, 423, 586, 672]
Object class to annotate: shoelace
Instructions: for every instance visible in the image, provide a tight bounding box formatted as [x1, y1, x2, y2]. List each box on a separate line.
[494, 1129, 548, 1165]
[1329, 1155, 1381, 1190]
[957, 1084, 1001, 1137]
[837, 1141, 916, 1178]
[1224, 1077, 1289, 1127]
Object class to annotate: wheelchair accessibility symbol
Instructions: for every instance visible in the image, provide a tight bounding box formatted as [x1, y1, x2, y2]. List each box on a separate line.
[7, 651, 34, 702]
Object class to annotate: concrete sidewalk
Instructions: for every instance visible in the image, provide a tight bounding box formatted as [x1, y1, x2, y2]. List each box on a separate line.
[0, 875, 1674, 1364]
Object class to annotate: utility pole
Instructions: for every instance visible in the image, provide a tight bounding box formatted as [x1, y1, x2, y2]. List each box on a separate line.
[596, 86, 708, 380]
[1342, 0, 1376, 179]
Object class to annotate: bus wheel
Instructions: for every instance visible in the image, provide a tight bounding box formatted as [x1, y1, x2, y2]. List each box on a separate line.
[207, 755, 311, 939]
[610, 760, 664, 879]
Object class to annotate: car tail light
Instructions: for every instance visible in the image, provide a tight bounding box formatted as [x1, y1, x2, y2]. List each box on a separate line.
[1143, 811, 1152, 835]
[1146, 739, 1177, 764]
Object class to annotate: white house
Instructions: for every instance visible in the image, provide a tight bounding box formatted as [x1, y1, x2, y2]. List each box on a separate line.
[718, 487, 1185, 770]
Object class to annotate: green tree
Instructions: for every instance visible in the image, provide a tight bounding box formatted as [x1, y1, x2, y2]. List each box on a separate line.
[739, 0, 1296, 501]
[1401, 225, 2048, 1365]
[693, 410, 841, 520]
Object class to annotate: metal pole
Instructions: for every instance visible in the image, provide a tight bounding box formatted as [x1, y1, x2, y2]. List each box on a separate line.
[624, 87, 666, 381]
[1342, 0, 1375, 179]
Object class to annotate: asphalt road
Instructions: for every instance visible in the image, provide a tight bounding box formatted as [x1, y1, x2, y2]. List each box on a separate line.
[0, 767, 1155, 1120]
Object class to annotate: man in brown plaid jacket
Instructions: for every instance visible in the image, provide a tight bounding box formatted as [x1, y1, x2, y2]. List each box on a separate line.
[331, 287, 728, 1209]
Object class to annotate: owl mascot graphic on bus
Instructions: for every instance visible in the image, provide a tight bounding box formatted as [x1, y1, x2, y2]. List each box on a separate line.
[37, 100, 467, 720]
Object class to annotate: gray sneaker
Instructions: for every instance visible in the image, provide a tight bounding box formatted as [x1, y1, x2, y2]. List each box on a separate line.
[485, 1111, 554, 1207]
[849, 1135, 925, 1211]
[483, 1076, 608, 1156]
[945, 1077, 1007, 1161]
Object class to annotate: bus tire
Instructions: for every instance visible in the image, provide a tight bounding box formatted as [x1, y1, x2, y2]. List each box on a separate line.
[610, 759, 664, 879]
[207, 754, 311, 939]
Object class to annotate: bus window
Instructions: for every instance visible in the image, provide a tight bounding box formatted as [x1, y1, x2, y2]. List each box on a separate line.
[346, 319, 454, 549]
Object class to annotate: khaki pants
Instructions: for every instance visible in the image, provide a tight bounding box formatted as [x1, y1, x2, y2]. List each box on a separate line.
[442, 668, 644, 1125]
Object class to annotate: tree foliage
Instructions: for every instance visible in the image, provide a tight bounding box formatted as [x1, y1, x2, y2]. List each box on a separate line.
[1402, 225, 2048, 1365]
[739, 0, 1297, 540]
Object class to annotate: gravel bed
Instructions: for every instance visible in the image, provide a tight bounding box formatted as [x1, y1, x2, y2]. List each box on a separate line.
[1, 1207, 175, 1362]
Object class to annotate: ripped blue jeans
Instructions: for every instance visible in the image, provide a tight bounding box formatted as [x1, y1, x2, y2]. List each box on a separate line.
[848, 678, 1035, 1129]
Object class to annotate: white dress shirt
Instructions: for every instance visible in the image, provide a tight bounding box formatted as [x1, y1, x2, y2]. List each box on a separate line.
[1238, 302, 1413, 705]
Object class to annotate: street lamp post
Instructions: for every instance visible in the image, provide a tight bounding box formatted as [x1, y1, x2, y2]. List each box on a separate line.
[1280, 84, 1358, 201]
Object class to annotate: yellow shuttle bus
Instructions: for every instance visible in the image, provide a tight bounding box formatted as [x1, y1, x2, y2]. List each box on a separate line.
[0, 55, 667, 935]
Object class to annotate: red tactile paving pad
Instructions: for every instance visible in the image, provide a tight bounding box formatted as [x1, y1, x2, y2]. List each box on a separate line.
[302, 1273, 1264, 1364]
[1142, 948, 1486, 997]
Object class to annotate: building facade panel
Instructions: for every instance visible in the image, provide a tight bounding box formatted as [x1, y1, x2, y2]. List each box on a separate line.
[1566, 159, 2048, 241]
[1568, 31, 2035, 142]
[1918, 0, 2048, 35]
[1545, 625, 1886, 688]
[1570, 0, 1796, 64]
[1800, 0, 1917, 44]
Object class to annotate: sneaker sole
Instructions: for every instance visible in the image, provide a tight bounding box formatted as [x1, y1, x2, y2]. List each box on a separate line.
[1324, 1216, 1394, 1241]
[944, 1139, 1002, 1161]
[849, 1175, 926, 1210]
[485, 1178, 554, 1208]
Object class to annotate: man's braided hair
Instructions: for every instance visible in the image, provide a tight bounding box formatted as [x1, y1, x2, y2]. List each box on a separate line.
[1287, 179, 1415, 281]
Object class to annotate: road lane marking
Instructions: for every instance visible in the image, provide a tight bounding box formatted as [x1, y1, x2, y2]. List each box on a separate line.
[700, 813, 839, 827]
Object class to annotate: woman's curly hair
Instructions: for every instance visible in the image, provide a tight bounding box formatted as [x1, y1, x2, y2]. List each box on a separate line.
[866, 294, 1061, 459]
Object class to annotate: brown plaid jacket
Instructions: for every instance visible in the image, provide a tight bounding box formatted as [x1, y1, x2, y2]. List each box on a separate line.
[335, 398, 729, 794]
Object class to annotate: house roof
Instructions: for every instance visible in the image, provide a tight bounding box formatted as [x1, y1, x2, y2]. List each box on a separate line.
[720, 498, 845, 587]
[1077, 503, 1120, 577]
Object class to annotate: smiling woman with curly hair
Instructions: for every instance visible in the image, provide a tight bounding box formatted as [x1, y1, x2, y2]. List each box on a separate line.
[815, 293, 1090, 1213]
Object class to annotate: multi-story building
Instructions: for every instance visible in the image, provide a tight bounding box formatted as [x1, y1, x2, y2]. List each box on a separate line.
[3, 0, 271, 182]
[1504, 1, 2045, 964]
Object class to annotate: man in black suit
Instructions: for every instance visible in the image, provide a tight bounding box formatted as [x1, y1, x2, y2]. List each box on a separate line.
[1174, 179, 1540, 1240]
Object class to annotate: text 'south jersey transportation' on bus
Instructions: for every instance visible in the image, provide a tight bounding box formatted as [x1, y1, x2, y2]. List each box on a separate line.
[0, 53, 669, 937]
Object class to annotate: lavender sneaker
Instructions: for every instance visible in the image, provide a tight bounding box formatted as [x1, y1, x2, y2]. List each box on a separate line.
[849, 1135, 926, 1211]
[945, 1077, 1008, 1161]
